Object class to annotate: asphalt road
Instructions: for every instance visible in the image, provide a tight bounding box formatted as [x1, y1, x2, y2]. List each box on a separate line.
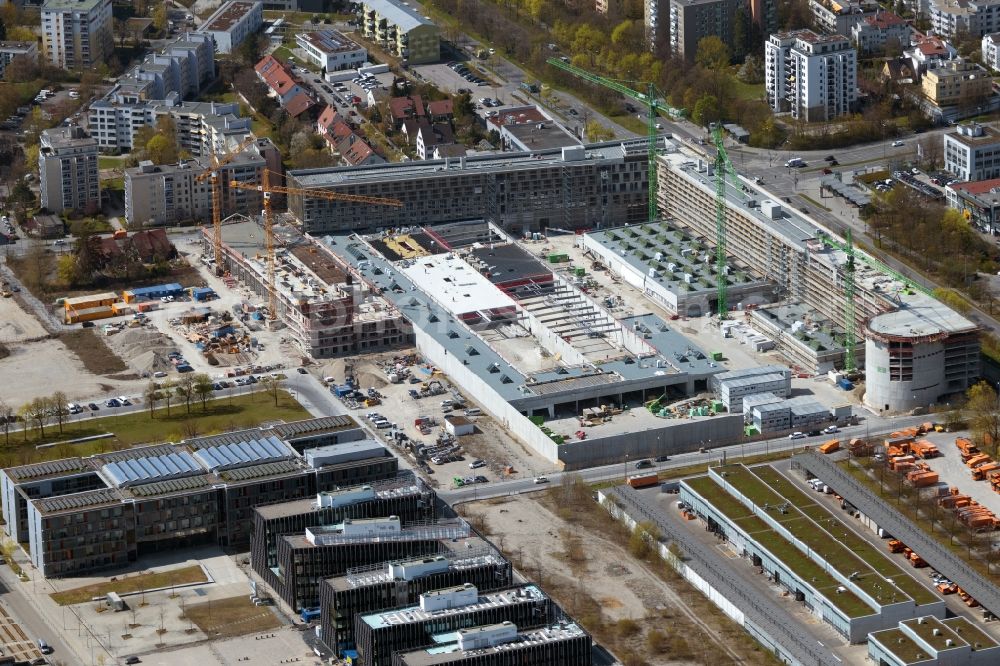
[440, 412, 933, 504]
[0, 568, 76, 664]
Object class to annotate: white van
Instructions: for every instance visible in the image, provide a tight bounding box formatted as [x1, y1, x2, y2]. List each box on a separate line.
[785, 157, 804, 168]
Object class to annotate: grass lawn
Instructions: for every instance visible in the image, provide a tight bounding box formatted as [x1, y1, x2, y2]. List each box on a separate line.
[731, 79, 766, 102]
[98, 156, 125, 170]
[51, 565, 207, 605]
[183, 596, 281, 638]
[103, 177, 124, 192]
[271, 46, 294, 63]
[13, 391, 309, 454]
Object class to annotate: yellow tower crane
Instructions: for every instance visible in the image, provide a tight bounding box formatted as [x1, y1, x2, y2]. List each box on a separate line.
[194, 136, 259, 272]
[230, 170, 403, 319]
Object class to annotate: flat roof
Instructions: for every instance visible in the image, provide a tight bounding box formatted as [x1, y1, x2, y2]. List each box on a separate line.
[399, 253, 519, 317]
[5, 458, 89, 482]
[752, 302, 847, 353]
[398, 623, 586, 665]
[200, 0, 259, 32]
[41, 0, 106, 11]
[34, 488, 123, 516]
[297, 29, 362, 55]
[332, 542, 503, 591]
[289, 139, 652, 188]
[361, 585, 545, 629]
[503, 122, 578, 150]
[468, 244, 550, 285]
[254, 473, 425, 520]
[269, 415, 358, 439]
[362, 0, 434, 32]
[868, 629, 929, 664]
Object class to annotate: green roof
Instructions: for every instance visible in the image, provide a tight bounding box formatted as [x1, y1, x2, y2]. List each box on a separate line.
[870, 629, 935, 664]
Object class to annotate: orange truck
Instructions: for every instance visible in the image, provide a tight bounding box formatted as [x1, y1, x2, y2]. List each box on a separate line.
[966, 453, 992, 469]
[887, 539, 905, 553]
[909, 552, 928, 568]
[973, 462, 1000, 481]
[907, 470, 939, 487]
[956, 438, 980, 461]
[910, 440, 940, 459]
[819, 439, 841, 454]
[849, 438, 873, 456]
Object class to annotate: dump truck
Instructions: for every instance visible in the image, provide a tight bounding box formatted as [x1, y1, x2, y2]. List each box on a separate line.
[909, 552, 928, 568]
[627, 473, 659, 489]
[967, 453, 992, 469]
[819, 439, 841, 454]
[973, 462, 1000, 481]
[907, 470, 939, 487]
[910, 440, 940, 459]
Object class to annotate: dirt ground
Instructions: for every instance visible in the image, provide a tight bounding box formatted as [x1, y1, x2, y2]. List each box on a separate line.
[461, 487, 779, 666]
[0, 296, 47, 344]
[313, 351, 551, 487]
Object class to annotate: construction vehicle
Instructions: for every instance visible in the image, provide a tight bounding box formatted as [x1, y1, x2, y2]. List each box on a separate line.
[230, 170, 402, 318]
[907, 469, 939, 487]
[956, 437, 980, 460]
[818, 439, 841, 454]
[194, 136, 258, 270]
[848, 438, 874, 457]
[908, 551, 928, 568]
[909, 440, 940, 459]
[966, 453, 992, 469]
[887, 539, 905, 553]
[973, 462, 1000, 481]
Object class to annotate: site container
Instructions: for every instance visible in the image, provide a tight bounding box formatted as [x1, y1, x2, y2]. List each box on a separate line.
[627, 473, 659, 489]
[836, 377, 854, 391]
[547, 253, 569, 264]
[818, 440, 840, 454]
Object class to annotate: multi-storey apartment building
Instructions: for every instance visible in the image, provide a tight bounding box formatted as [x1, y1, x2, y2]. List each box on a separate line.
[88, 98, 252, 155]
[296, 29, 368, 72]
[947, 177, 1000, 235]
[850, 11, 912, 54]
[765, 29, 857, 121]
[0, 417, 398, 577]
[41, 0, 112, 70]
[809, 0, 879, 35]
[667, 0, 742, 61]
[360, 0, 440, 64]
[930, 0, 1000, 40]
[0, 40, 38, 78]
[38, 125, 100, 215]
[123, 137, 279, 227]
[287, 140, 651, 235]
[197, 0, 263, 53]
[112, 32, 215, 103]
[921, 59, 992, 108]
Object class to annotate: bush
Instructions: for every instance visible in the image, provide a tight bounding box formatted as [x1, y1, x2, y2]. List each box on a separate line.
[616, 618, 641, 637]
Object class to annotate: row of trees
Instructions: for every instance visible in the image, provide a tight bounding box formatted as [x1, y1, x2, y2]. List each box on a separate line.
[0, 373, 286, 445]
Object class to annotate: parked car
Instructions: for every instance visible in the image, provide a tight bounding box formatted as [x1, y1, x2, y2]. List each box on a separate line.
[789, 431, 806, 440]
[533, 476, 549, 484]
[634, 459, 653, 469]
[297, 367, 308, 374]
[891, 140, 904, 147]
[88, 403, 99, 411]
[469, 460, 486, 469]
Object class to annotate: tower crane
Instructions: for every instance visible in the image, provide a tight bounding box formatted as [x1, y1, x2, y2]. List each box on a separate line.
[709, 124, 739, 319]
[546, 58, 669, 226]
[194, 136, 259, 271]
[816, 229, 933, 374]
[229, 171, 403, 319]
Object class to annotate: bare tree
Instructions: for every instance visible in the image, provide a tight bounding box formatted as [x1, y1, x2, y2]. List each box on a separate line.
[50, 391, 68, 434]
[176, 375, 196, 414]
[0, 400, 13, 447]
[144, 381, 161, 418]
[161, 380, 175, 417]
[25, 398, 51, 439]
[260, 375, 282, 406]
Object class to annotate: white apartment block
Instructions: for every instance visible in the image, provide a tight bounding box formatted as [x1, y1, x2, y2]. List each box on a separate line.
[124, 139, 274, 227]
[944, 123, 1000, 181]
[113, 33, 215, 103]
[850, 11, 912, 54]
[41, 0, 113, 70]
[809, 0, 878, 36]
[197, 0, 263, 54]
[765, 29, 857, 122]
[930, 0, 1000, 39]
[984, 33, 1000, 72]
[39, 125, 100, 215]
[0, 41, 39, 79]
[88, 99, 251, 156]
[295, 30, 367, 72]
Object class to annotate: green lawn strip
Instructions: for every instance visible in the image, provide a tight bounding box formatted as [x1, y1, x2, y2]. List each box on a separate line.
[51, 564, 206, 605]
[98, 156, 125, 170]
[14, 392, 308, 452]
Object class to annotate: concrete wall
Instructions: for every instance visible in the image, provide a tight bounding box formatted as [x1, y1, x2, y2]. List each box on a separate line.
[555, 415, 743, 469]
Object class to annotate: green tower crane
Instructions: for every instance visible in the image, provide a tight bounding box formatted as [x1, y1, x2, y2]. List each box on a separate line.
[709, 124, 739, 319]
[546, 58, 666, 226]
[816, 230, 933, 374]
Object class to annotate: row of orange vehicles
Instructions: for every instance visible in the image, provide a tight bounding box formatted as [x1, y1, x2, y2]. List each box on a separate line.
[936, 486, 1000, 530]
[886, 539, 928, 567]
[955, 437, 1000, 486]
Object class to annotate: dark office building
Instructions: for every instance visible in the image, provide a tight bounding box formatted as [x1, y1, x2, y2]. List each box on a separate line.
[354, 585, 555, 666]
[392, 621, 592, 666]
[319, 547, 513, 656]
[269, 416, 367, 455]
[0, 417, 399, 577]
[270, 518, 470, 611]
[250, 473, 437, 580]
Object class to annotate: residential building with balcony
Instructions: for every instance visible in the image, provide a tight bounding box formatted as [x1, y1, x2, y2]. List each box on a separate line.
[38, 125, 99, 215]
[765, 29, 857, 122]
[809, 0, 879, 36]
[196, 0, 263, 54]
[41, 0, 113, 70]
[112, 32, 215, 103]
[667, 0, 745, 61]
[360, 0, 440, 64]
[296, 29, 367, 72]
[983, 32, 1000, 72]
[945, 123, 1000, 181]
[930, 0, 1000, 40]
